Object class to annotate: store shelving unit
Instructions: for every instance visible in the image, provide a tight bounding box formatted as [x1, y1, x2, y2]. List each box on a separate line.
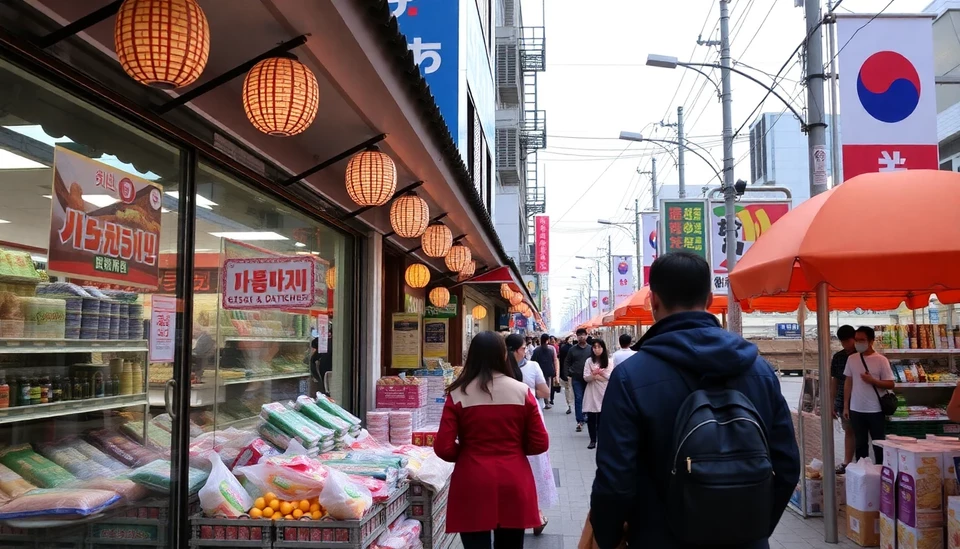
[881, 345, 960, 436]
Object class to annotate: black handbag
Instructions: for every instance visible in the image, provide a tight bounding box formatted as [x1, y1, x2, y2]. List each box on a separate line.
[860, 353, 898, 416]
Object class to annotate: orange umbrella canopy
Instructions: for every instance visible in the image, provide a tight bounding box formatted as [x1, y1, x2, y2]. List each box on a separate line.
[730, 170, 960, 309]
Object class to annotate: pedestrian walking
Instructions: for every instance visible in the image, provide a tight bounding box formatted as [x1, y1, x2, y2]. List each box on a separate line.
[435, 331, 549, 549]
[558, 336, 574, 415]
[588, 252, 800, 548]
[562, 328, 593, 432]
[843, 325, 895, 465]
[830, 325, 857, 474]
[531, 334, 558, 409]
[611, 334, 636, 367]
[583, 338, 612, 450]
[506, 334, 558, 536]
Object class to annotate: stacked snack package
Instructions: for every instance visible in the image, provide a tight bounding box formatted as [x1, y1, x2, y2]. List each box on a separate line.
[314, 392, 363, 436]
[389, 412, 413, 446]
[259, 402, 328, 450]
[0, 445, 75, 488]
[129, 459, 208, 495]
[366, 411, 390, 443]
[294, 396, 349, 447]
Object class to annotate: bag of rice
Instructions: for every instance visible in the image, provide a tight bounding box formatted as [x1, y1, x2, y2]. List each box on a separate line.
[0, 445, 75, 488]
[71, 438, 130, 473]
[86, 429, 159, 467]
[0, 488, 120, 519]
[71, 477, 148, 503]
[129, 459, 208, 495]
[0, 463, 36, 498]
[36, 443, 113, 481]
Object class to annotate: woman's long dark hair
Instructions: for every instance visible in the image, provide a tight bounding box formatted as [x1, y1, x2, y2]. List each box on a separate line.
[447, 331, 515, 396]
[504, 333, 525, 382]
[590, 339, 610, 369]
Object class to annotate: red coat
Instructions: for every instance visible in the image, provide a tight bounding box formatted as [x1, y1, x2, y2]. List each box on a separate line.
[434, 373, 550, 533]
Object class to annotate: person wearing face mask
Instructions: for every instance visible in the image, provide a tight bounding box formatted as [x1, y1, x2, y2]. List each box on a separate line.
[843, 325, 895, 465]
[587, 252, 799, 549]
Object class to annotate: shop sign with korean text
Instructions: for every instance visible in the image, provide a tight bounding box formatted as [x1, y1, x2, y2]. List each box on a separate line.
[837, 14, 938, 181]
[149, 295, 176, 363]
[535, 215, 549, 273]
[48, 146, 162, 289]
[425, 295, 457, 318]
[221, 257, 316, 309]
[423, 318, 449, 359]
[708, 201, 790, 295]
[392, 313, 422, 369]
[659, 200, 709, 260]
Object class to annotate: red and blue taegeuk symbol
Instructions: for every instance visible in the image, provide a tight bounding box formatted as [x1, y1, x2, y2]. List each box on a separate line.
[856, 51, 921, 124]
[617, 261, 629, 275]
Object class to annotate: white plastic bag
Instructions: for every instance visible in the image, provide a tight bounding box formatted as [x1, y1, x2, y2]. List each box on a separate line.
[319, 470, 373, 520]
[199, 453, 253, 518]
[414, 454, 454, 492]
[234, 453, 328, 501]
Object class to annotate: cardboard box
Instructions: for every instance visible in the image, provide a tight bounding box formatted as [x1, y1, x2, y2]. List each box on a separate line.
[797, 478, 847, 515]
[375, 384, 427, 409]
[878, 441, 903, 549]
[848, 506, 881, 547]
[898, 446, 946, 549]
[947, 496, 960, 549]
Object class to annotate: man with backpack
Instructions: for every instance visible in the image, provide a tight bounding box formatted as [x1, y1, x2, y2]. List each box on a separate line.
[589, 252, 800, 548]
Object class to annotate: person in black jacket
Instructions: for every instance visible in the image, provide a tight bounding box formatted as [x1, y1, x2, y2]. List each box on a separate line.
[562, 328, 594, 432]
[589, 252, 800, 548]
[531, 334, 557, 409]
[558, 337, 574, 414]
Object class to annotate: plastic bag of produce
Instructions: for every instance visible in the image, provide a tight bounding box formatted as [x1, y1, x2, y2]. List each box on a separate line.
[199, 453, 253, 518]
[319, 470, 372, 520]
[0, 463, 36, 498]
[314, 393, 362, 433]
[0, 488, 120, 519]
[129, 459, 208, 495]
[0, 445, 75, 488]
[234, 452, 329, 501]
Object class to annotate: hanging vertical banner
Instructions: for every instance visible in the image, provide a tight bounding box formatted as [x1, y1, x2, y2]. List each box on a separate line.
[599, 290, 611, 313]
[589, 292, 599, 317]
[837, 14, 938, 181]
[640, 212, 659, 286]
[708, 201, 791, 295]
[316, 314, 329, 353]
[535, 215, 550, 273]
[612, 255, 634, 307]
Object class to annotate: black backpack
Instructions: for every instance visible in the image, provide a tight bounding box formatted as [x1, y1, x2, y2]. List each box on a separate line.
[667, 368, 775, 545]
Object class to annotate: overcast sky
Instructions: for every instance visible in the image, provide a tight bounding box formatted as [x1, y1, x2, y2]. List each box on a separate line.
[529, 0, 932, 330]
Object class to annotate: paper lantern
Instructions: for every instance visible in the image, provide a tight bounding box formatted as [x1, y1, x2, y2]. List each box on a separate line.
[472, 305, 487, 320]
[509, 303, 525, 314]
[444, 244, 471, 273]
[390, 192, 429, 238]
[429, 287, 450, 308]
[459, 260, 476, 278]
[345, 147, 397, 207]
[325, 266, 336, 290]
[115, 0, 210, 89]
[509, 292, 523, 306]
[404, 263, 430, 289]
[500, 284, 513, 299]
[242, 55, 320, 137]
[422, 223, 453, 258]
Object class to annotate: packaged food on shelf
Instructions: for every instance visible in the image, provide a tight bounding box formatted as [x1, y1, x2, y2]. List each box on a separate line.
[121, 421, 172, 451]
[0, 488, 120, 520]
[129, 459, 208, 495]
[314, 392, 362, 434]
[0, 444, 75, 488]
[35, 441, 113, 481]
[199, 453, 253, 519]
[294, 395, 350, 438]
[259, 402, 328, 449]
[72, 477, 148, 503]
[71, 437, 130, 473]
[0, 463, 36, 498]
[86, 428, 160, 467]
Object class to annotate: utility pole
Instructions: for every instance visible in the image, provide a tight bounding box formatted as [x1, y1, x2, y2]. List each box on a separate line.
[677, 106, 686, 198]
[634, 198, 642, 288]
[607, 235, 613, 310]
[650, 157, 658, 206]
[718, 0, 742, 336]
[803, 0, 836, 543]
[826, 0, 841, 187]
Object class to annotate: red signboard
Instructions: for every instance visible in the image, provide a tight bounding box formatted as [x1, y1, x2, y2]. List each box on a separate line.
[221, 257, 316, 310]
[842, 144, 939, 181]
[535, 215, 549, 273]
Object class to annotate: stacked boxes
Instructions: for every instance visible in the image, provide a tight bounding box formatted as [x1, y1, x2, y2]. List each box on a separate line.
[846, 459, 882, 547]
[897, 446, 945, 549]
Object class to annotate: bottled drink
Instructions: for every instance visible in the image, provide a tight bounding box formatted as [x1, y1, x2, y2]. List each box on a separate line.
[29, 377, 40, 405]
[52, 375, 62, 403]
[93, 373, 104, 398]
[39, 375, 50, 404]
[72, 377, 81, 401]
[111, 374, 120, 396]
[0, 377, 10, 409]
[61, 376, 72, 401]
[82, 376, 90, 400]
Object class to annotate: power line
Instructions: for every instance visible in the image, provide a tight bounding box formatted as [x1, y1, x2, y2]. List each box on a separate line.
[547, 145, 634, 229]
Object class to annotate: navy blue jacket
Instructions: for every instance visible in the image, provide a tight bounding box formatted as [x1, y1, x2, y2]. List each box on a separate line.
[590, 311, 801, 549]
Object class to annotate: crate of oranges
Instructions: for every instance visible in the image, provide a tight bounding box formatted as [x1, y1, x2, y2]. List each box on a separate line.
[249, 493, 326, 522]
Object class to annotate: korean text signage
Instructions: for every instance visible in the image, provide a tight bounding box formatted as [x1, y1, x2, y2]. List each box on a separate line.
[837, 14, 938, 181]
[708, 201, 790, 295]
[149, 295, 176, 363]
[391, 0, 460, 142]
[392, 313, 422, 369]
[222, 257, 316, 309]
[640, 212, 659, 286]
[535, 215, 549, 273]
[613, 255, 634, 307]
[425, 295, 457, 318]
[776, 323, 802, 339]
[599, 290, 611, 313]
[48, 146, 162, 289]
[423, 318, 449, 359]
[589, 293, 599, 317]
[660, 200, 709, 260]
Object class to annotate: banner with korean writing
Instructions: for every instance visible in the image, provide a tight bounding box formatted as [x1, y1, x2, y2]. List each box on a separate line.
[48, 146, 162, 289]
[221, 257, 316, 309]
[589, 292, 599, 317]
[708, 201, 790, 295]
[640, 212, 659, 286]
[660, 200, 709, 260]
[535, 215, 549, 273]
[599, 290, 611, 313]
[612, 255, 634, 307]
[222, 239, 329, 310]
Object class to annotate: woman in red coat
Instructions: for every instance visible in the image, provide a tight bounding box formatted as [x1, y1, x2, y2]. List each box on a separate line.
[435, 331, 550, 548]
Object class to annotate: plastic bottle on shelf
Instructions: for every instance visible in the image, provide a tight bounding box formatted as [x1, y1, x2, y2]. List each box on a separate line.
[52, 375, 62, 403]
[29, 377, 40, 405]
[132, 362, 143, 395]
[61, 376, 71, 401]
[81, 375, 90, 400]
[93, 372, 104, 398]
[0, 377, 10, 409]
[39, 375, 50, 404]
[18, 377, 28, 407]
[111, 374, 120, 396]
[72, 377, 81, 401]
[120, 362, 133, 396]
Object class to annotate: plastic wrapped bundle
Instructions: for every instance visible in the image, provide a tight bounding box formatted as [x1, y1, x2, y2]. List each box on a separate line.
[365, 412, 390, 444]
[259, 402, 327, 449]
[295, 396, 349, 438]
[129, 459, 208, 495]
[0, 445, 75, 488]
[36, 442, 113, 481]
[389, 412, 413, 446]
[0, 489, 120, 520]
[0, 464, 36, 498]
[71, 438, 130, 472]
[314, 393, 362, 434]
[86, 429, 160, 467]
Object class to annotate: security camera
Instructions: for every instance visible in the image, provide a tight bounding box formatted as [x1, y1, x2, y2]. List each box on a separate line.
[734, 179, 747, 196]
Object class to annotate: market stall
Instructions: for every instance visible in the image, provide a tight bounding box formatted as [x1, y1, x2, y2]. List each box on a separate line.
[729, 170, 960, 545]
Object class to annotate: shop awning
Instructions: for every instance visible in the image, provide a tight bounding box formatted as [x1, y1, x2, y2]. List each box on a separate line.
[455, 265, 540, 312]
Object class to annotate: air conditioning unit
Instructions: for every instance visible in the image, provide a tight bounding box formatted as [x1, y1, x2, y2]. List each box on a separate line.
[496, 42, 520, 105]
[497, 127, 521, 186]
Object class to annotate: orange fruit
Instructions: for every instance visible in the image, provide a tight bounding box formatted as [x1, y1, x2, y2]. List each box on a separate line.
[249, 507, 263, 519]
[262, 507, 274, 518]
[284, 514, 293, 520]
[311, 510, 322, 520]
[254, 497, 266, 510]
[293, 509, 303, 519]
[272, 513, 281, 521]
[309, 503, 320, 513]
[263, 492, 277, 502]
[299, 500, 311, 512]
[269, 499, 281, 512]
[279, 501, 294, 516]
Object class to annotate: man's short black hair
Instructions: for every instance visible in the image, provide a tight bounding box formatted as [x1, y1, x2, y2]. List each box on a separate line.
[576, 328, 587, 336]
[837, 325, 855, 341]
[540, 333, 550, 345]
[649, 252, 711, 310]
[619, 334, 632, 348]
[856, 326, 876, 341]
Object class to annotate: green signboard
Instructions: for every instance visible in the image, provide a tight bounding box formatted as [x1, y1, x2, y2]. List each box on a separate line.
[660, 200, 709, 259]
[425, 295, 458, 318]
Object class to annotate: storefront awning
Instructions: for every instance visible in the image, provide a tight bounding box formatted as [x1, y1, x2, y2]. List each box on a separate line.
[454, 265, 543, 321]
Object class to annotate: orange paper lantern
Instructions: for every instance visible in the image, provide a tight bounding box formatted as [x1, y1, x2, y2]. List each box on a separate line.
[115, 0, 210, 89]
[472, 305, 487, 320]
[242, 56, 320, 137]
[404, 263, 430, 289]
[325, 266, 336, 290]
[422, 223, 453, 258]
[390, 193, 429, 238]
[345, 148, 397, 207]
[509, 292, 523, 306]
[429, 287, 450, 308]
[500, 284, 513, 299]
[445, 244, 471, 273]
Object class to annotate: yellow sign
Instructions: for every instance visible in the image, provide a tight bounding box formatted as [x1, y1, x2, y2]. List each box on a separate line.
[392, 313, 422, 369]
[423, 318, 449, 359]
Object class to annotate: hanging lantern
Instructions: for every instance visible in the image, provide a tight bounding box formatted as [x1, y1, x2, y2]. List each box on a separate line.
[472, 305, 487, 320]
[422, 223, 453, 258]
[242, 55, 320, 137]
[389, 192, 430, 238]
[325, 266, 336, 290]
[509, 303, 525, 314]
[114, 0, 210, 89]
[404, 263, 430, 289]
[444, 244, 471, 273]
[500, 284, 513, 299]
[509, 292, 523, 306]
[518, 303, 532, 316]
[345, 147, 397, 207]
[459, 260, 476, 279]
[428, 287, 450, 308]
